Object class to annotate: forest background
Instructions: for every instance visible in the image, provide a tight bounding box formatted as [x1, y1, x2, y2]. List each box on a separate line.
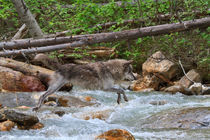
[0, 0, 209, 82]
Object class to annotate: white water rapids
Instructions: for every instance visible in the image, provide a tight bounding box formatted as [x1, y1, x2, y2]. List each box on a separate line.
[0, 90, 210, 140]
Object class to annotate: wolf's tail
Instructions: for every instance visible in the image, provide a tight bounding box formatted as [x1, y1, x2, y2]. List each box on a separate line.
[33, 53, 62, 70]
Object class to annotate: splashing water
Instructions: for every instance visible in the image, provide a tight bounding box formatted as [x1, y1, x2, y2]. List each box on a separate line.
[0, 90, 210, 140]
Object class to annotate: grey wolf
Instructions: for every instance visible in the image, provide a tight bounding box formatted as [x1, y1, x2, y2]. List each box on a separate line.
[33, 54, 136, 111]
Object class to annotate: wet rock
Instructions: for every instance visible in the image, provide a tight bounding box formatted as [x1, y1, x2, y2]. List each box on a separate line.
[77, 109, 113, 121]
[0, 92, 37, 107]
[0, 66, 46, 92]
[45, 101, 57, 106]
[149, 100, 167, 105]
[178, 69, 201, 88]
[0, 120, 15, 131]
[141, 107, 210, 129]
[84, 96, 96, 102]
[202, 86, 210, 95]
[96, 129, 135, 140]
[60, 83, 73, 91]
[27, 122, 44, 130]
[189, 83, 203, 95]
[57, 96, 96, 107]
[54, 111, 65, 117]
[142, 51, 177, 80]
[131, 74, 160, 91]
[1, 109, 39, 129]
[164, 85, 192, 95]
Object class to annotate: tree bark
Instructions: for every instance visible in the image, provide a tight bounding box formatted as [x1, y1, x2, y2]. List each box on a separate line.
[11, 24, 27, 40]
[0, 57, 53, 85]
[0, 17, 209, 56]
[11, 0, 43, 39]
[12, 14, 38, 40]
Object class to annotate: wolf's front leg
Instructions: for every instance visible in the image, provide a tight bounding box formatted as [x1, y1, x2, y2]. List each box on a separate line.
[33, 76, 66, 111]
[105, 86, 128, 104]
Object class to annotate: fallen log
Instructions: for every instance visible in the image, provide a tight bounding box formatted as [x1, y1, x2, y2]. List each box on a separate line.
[0, 18, 145, 50]
[0, 17, 209, 51]
[0, 57, 53, 85]
[0, 17, 209, 56]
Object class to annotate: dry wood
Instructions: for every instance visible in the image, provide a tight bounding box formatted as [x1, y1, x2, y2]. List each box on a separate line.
[0, 17, 209, 51]
[0, 17, 209, 56]
[153, 72, 174, 86]
[12, 24, 27, 40]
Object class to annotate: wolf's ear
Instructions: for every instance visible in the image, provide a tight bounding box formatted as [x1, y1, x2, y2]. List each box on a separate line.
[125, 60, 133, 64]
[127, 60, 133, 64]
[123, 60, 133, 67]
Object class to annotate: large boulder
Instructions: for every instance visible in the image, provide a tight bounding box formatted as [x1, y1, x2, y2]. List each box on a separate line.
[178, 69, 201, 88]
[131, 74, 160, 91]
[142, 51, 177, 80]
[141, 107, 210, 129]
[0, 66, 46, 92]
[95, 129, 135, 140]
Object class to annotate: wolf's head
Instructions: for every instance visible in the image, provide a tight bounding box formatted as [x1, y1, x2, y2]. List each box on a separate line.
[122, 60, 136, 81]
[105, 59, 136, 81]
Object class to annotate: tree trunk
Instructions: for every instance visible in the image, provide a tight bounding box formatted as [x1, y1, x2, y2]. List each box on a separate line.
[11, 0, 43, 39]
[0, 17, 209, 56]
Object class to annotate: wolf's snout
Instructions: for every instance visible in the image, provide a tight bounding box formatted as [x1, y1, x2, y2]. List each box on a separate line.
[125, 73, 136, 81]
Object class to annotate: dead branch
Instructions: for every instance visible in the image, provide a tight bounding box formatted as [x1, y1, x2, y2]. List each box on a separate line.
[11, 24, 27, 40]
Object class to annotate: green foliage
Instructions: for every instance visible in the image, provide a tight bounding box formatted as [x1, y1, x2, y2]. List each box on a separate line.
[0, 0, 209, 80]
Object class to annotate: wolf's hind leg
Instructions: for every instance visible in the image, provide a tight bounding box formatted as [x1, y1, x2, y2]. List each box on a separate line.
[33, 76, 66, 111]
[104, 86, 128, 104]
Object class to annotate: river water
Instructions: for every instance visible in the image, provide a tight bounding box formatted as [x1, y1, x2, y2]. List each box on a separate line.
[0, 90, 210, 140]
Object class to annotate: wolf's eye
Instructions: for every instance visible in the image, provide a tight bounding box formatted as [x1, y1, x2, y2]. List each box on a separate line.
[124, 66, 131, 73]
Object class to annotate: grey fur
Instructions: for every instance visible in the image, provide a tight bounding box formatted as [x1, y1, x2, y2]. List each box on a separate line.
[33, 58, 136, 111]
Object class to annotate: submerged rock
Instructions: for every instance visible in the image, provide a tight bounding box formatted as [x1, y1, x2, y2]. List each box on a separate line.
[74, 109, 113, 121]
[141, 107, 210, 129]
[57, 96, 96, 107]
[95, 129, 135, 140]
[149, 100, 167, 105]
[54, 111, 65, 117]
[25, 122, 44, 130]
[0, 92, 37, 107]
[0, 120, 15, 131]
